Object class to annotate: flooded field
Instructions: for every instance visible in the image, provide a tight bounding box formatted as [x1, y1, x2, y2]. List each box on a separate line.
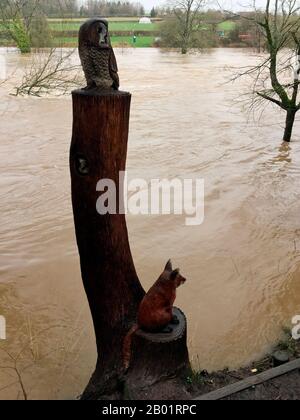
[0, 48, 299, 400]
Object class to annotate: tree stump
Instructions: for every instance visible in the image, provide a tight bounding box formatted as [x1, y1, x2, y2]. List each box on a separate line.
[125, 308, 191, 400]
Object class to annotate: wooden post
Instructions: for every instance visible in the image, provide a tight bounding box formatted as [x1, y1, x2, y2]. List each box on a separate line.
[70, 89, 145, 399]
[70, 89, 191, 400]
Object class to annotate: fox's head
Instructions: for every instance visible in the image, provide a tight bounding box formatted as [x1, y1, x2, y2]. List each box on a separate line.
[164, 260, 186, 288]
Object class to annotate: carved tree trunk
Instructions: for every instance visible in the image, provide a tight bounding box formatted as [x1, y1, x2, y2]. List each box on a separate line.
[70, 90, 145, 399]
[70, 89, 191, 400]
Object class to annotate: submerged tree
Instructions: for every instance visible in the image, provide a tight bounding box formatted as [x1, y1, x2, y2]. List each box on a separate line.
[0, 0, 43, 53]
[0, 0, 72, 52]
[0, 1, 29, 52]
[29, 12, 52, 48]
[162, 0, 206, 54]
[228, 0, 300, 142]
[14, 49, 84, 96]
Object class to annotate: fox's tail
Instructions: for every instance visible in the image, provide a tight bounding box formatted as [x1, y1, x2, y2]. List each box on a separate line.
[123, 324, 139, 371]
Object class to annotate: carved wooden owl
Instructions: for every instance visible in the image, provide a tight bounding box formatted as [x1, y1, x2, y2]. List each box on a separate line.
[78, 18, 119, 91]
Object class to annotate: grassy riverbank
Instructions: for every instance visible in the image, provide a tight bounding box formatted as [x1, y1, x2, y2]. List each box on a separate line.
[0, 17, 236, 49]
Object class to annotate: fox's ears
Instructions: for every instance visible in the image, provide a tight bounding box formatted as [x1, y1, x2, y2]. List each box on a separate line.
[165, 260, 180, 279]
[165, 260, 173, 272]
[170, 269, 180, 280]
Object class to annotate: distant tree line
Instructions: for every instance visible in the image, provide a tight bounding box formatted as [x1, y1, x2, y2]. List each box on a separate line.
[0, 0, 149, 20]
[39, 0, 78, 17]
[79, 1, 145, 17]
[36, 0, 147, 18]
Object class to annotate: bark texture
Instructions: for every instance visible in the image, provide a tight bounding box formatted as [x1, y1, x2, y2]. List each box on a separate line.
[70, 89, 145, 399]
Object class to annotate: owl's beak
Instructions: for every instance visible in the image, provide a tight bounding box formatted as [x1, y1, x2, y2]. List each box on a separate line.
[99, 31, 108, 45]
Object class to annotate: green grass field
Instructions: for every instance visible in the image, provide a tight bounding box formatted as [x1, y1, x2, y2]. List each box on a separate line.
[0, 18, 236, 49]
[49, 18, 159, 47]
[49, 21, 160, 32]
[217, 21, 236, 31]
[47, 17, 160, 22]
[52, 35, 155, 48]
[108, 35, 155, 48]
[0, 18, 159, 48]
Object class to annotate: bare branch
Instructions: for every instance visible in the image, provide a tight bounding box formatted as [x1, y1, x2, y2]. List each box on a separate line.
[256, 91, 285, 107]
[225, 0, 300, 140]
[13, 48, 85, 96]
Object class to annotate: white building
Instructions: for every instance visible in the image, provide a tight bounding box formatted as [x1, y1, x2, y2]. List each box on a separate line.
[139, 17, 152, 24]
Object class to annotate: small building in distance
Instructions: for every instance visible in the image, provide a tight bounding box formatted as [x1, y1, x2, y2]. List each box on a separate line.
[139, 17, 152, 24]
[239, 33, 254, 42]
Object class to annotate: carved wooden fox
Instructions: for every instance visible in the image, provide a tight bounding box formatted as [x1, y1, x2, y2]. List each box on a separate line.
[123, 260, 186, 370]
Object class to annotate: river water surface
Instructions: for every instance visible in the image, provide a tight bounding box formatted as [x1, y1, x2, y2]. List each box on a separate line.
[0, 48, 300, 399]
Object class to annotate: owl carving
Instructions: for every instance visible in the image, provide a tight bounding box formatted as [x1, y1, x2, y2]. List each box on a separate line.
[78, 18, 119, 91]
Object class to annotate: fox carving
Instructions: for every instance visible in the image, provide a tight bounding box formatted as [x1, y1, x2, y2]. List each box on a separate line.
[123, 260, 186, 370]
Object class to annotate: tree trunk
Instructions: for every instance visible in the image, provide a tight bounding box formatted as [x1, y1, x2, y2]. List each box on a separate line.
[70, 89, 191, 400]
[70, 89, 145, 399]
[181, 35, 188, 55]
[283, 109, 296, 142]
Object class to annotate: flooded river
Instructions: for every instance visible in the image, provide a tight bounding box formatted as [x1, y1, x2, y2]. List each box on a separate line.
[0, 48, 299, 399]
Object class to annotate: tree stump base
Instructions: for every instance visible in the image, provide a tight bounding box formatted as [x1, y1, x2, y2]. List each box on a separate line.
[124, 308, 191, 400]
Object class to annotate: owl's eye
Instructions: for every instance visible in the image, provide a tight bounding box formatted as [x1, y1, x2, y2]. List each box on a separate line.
[75, 154, 90, 176]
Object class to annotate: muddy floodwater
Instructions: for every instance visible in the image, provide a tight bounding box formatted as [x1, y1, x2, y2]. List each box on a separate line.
[0, 48, 299, 400]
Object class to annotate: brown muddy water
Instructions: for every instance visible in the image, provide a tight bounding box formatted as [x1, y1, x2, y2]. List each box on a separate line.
[0, 48, 299, 400]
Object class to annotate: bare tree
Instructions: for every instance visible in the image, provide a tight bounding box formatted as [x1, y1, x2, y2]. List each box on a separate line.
[0, 0, 42, 53]
[168, 0, 206, 54]
[0, 0, 39, 53]
[14, 48, 84, 96]
[227, 0, 300, 142]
